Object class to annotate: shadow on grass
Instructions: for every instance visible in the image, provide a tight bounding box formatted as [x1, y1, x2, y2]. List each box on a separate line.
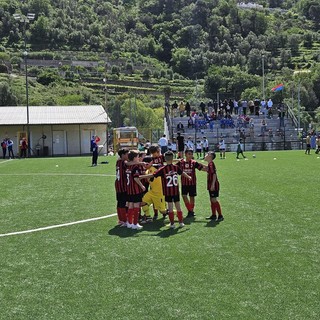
[108, 226, 140, 238]
[204, 220, 221, 228]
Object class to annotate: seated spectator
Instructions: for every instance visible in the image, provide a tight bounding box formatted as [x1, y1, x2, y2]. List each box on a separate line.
[187, 116, 194, 129]
[177, 121, 184, 133]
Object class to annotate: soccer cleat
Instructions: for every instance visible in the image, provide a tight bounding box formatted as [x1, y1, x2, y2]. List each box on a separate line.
[120, 222, 128, 228]
[126, 222, 133, 228]
[217, 216, 224, 222]
[179, 222, 185, 228]
[153, 214, 158, 221]
[206, 215, 217, 221]
[146, 216, 153, 223]
[170, 223, 176, 229]
[187, 211, 195, 218]
[132, 224, 143, 230]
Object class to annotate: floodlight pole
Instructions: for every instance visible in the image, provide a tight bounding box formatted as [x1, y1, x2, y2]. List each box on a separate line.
[13, 12, 35, 157]
[262, 53, 265, 101]
[103, 69, 109, 154]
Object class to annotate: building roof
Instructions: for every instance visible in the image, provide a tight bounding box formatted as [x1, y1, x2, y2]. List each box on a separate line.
[0, 105, 111, 125]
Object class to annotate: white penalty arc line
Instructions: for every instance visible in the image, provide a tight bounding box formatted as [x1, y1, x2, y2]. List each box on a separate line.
[0, 213, 117, 238]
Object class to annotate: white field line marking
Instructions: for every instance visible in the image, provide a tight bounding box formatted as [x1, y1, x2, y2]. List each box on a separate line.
[0, 213, 117, 238]
[0, 160, 14, 165]
[0, 173, 116, 177]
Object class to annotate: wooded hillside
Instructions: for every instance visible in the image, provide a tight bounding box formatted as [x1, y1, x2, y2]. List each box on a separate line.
[1, 0, 320, 127]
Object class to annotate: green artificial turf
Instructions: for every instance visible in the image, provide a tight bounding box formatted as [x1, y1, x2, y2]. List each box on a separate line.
[0, 151, 319, 320]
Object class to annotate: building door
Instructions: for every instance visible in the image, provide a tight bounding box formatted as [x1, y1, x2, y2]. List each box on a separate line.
[81, 129, 95, 154]
[52, 131, 65, 155]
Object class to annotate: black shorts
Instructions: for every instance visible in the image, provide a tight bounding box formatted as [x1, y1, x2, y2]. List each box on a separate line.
[209, 190, 219, 198]
[116, 192, 127, 208]
[127, 193, 143, 203]
[181, 185, 197, 197]
[165, 195, 180, 203]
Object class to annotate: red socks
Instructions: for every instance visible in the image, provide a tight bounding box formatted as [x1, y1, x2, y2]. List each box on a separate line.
[211, 202, 222, 216]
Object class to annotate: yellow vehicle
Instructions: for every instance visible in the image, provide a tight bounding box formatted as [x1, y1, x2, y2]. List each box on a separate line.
[113, 126, 139, 151]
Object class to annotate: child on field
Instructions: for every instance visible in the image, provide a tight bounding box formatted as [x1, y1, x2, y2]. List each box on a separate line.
[205, 151, 224, 222]
[140, 151, 191, 229]
[125, 150, 147, 230]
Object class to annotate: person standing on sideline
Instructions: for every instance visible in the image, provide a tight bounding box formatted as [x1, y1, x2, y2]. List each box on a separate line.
[201, 136, 209, 159]
[236, 139, 246, 159]
[205, 151, 224, 222]
[158, 134, 168, 155]
[305, 134, 311, 155]
[176, 132, 185, 158]
[20, 137, 28, 158]
[140, 151, 192, 229]
[115, 148, 129, 226]
[185, 136, 194, 151]
[218, 139, 226, 159]
[91, 135, 100, 166]
[315, 135, 320, 154]
[177, 149, 206, 218]
[7, 138, 14, 159]
[1, 138, 7, 159]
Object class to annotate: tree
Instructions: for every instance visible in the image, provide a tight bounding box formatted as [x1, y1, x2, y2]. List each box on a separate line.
[0, 82, 17, 106]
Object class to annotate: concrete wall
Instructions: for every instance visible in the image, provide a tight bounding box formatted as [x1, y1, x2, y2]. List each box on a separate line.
[0, 124, 107, 157]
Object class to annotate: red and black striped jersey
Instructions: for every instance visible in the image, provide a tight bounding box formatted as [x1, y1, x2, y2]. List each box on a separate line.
[115, 159, 127, 193]
[126, 164, 144, 195]
[177, 159, 203, 186]
[153, 164, 183, 197]
[207, 161, 219, 191]
[152, 155, 165, 165]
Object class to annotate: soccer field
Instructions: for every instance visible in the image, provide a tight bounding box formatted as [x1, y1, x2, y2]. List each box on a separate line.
[0, 151, 319, 320]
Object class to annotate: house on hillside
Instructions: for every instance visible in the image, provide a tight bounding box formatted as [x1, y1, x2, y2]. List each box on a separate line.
[0, 105, 111, 157]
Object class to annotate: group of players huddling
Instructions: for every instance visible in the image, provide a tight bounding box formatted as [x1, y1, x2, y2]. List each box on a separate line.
[115, 145, 224, 230]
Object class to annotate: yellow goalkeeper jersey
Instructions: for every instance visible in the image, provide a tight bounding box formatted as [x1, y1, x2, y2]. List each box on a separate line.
[147, 166, 163, 194]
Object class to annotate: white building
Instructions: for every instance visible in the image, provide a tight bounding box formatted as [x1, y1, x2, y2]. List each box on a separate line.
[0, 105, 111, 157]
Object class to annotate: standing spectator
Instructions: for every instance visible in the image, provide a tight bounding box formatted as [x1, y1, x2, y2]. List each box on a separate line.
[267, 98, 273, 118]
[185, 101, 191, 117]
[233, 99, 239, 115]
[158, 134, 168, 154]
[236, 139, 246, 159]
[205, 151, 224, 222]
[213, 100, 219, 114]
[200, 101, 206, 114]
[218, 139, 226, 159]
[305, 135, 311, 155]
[261, 118, 267, 135]
[185, 136, 194, 151]
[7, 138, 14, 159]
[176, 132, 185, 158]
[207, 100, 213, 116]
[254, 98, 260, 116]
[1, 138, 7, 159]
[242, 99, 248, 115]
[172, 100, 178, 117]
[195, 140, 202, 159]
[248, 100, 254, 115]
[261, 99, 267, 116]
[187, 116, 194, 129]
[20, 137, 28, 158]
[179, 101, 185, 117]
[91, 135, 100, 166]
[177, 149, 206, 218]
[279, 104, 285, 127]
[202, 136, 209, 158]
[171, 138, 177, 158]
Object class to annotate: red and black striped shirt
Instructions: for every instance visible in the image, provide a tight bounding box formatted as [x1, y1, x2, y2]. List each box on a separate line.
[207, 161, 219, 191]
[154, 164, 183, 197]
[126, 164, 144, 195]
[177, 159, 203, 186]
[152, 155, 165, 165]
[115, 159, 127, 193]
